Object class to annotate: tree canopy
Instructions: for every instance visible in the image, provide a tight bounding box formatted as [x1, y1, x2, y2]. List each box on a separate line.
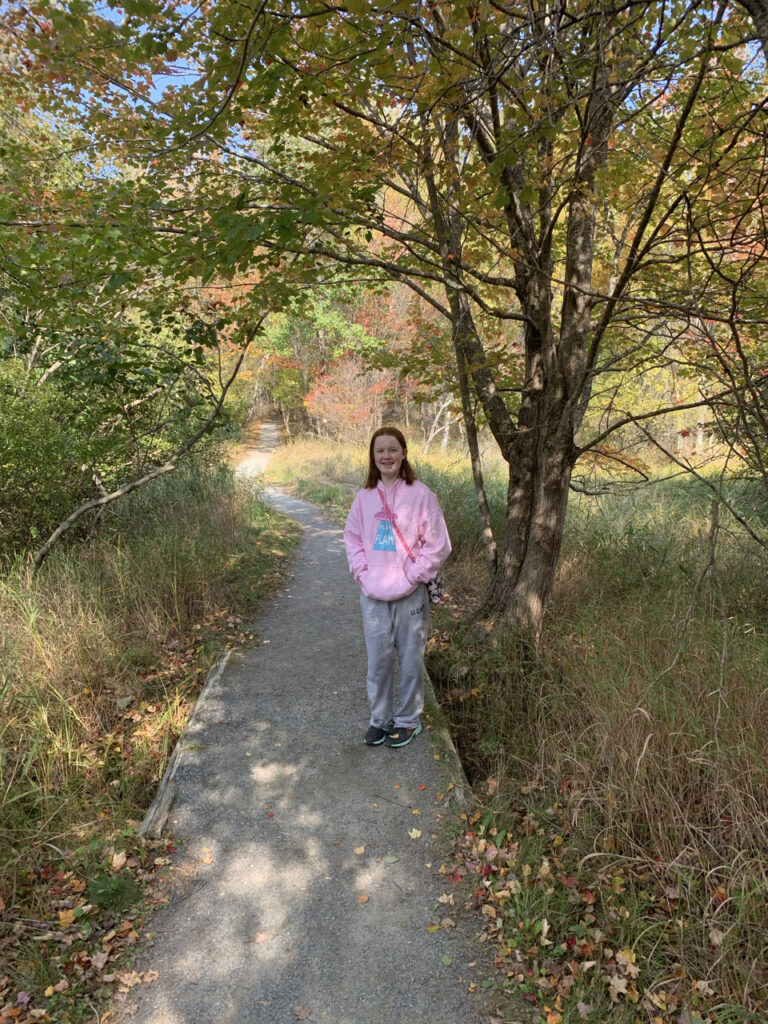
[1, 0, 766, 623]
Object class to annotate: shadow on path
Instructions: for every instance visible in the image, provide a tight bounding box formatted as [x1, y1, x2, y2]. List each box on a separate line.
[123, 424, 487, 1024]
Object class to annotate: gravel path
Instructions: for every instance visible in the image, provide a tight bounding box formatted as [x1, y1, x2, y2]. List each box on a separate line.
[123, 423, 489, 1024]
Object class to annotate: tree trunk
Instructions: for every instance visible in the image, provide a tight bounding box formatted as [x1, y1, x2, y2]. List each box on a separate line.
[478, 419, 575, 631]
[454, 334, 498, 577]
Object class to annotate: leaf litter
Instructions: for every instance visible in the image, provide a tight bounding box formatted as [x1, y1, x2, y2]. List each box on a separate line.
[0, 834, 174, 1024]
[436, 781, 767, 1023]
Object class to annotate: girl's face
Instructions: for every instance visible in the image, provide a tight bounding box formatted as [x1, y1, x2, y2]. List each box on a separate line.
[373, 434, 405, 483]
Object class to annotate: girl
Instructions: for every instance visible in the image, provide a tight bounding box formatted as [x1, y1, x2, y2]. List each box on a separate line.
[344, 427, 451, 748]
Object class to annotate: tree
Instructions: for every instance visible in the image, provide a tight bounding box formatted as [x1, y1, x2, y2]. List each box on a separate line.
[0, 66, 257, 561]
[254, 295, 388, 432]
[3, 0, 766, 626]
[738, 0, 768, 59]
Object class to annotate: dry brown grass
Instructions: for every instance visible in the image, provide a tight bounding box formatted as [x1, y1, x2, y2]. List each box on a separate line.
[0, 461, 300, 873]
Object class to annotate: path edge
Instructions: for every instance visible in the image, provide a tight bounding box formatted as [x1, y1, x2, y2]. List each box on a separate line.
[138, 650, 232, 838]
[424, 668, 471, 808]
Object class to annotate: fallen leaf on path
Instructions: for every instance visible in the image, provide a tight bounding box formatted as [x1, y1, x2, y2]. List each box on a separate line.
[292, 1006, 311, 1019]
[441, 955, 453, 966]
[409, 828, 422, 839]
[111, 851, 127, 871]
[356, 893, 369, 903]
[245, 933, 273, 943]
[354, 845, 365, 855]
[417, 784, 426, 790]
[412, 809, 421, 815]
[115, 970, 142, 990]
[381, 854, 399, 864]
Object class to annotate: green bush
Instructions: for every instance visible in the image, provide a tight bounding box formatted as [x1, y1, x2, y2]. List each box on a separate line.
[0, 360, 98, 556]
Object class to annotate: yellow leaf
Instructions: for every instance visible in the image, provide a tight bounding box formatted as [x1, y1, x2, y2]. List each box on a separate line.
[59, 909, 75, 928]
[409, 828, 422, 839]
[426, 923, 440, 933]
[354, 845, 365, 855]
[412, 809, 421, 815]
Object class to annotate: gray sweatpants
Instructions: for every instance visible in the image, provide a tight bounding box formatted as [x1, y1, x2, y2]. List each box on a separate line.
[360, 586, 429, 731]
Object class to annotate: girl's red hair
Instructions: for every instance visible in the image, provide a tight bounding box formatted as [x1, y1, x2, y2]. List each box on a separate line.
[364, 427, 417, 488]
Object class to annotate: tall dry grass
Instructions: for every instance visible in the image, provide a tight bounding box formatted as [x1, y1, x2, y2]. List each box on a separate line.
[0, 460, 298, 887]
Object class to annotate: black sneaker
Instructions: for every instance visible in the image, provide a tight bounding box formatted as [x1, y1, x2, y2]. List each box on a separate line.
[364, 725, 390, 746]
[385, 723, 423, 748]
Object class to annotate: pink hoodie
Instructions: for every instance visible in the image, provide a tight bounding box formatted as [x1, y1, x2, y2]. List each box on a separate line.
[344, 479, 451, 602]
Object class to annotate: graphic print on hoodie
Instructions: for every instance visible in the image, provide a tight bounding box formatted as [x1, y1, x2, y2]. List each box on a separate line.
[373, 488, 397, 552]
